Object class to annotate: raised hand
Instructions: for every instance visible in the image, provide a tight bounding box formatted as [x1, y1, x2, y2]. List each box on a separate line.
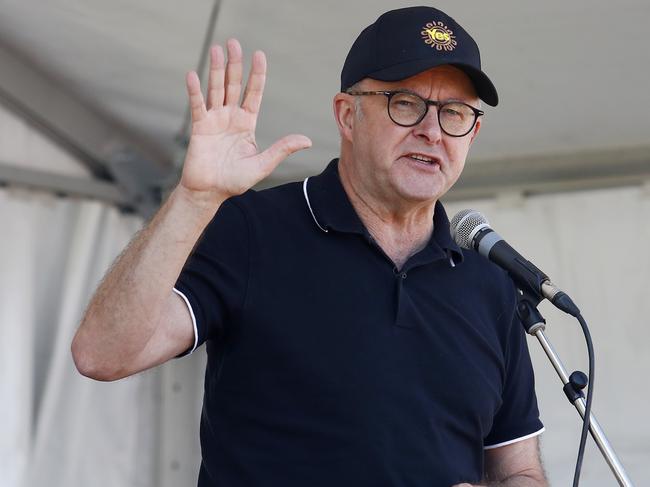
[180, 39, 312, 205]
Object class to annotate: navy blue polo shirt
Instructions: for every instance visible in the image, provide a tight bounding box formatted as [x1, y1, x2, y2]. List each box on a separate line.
[174, 159, 543, 487]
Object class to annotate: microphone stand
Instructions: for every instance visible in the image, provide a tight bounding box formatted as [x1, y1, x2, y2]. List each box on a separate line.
[517, 293, 635, 487]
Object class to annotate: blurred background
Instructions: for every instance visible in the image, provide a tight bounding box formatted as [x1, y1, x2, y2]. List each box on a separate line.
[1, 0, 648, 485]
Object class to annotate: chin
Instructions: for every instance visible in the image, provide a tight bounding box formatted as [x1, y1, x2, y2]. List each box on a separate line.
[394, 177, 449, 203]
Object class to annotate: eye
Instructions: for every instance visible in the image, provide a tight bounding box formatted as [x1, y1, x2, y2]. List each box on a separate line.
[390, 93, 422, 109]
[442, 106, 462, 117]
[441, 102, 475, 120]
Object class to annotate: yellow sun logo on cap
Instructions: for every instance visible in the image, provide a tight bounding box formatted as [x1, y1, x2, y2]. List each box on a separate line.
[421, 21, 457, 51]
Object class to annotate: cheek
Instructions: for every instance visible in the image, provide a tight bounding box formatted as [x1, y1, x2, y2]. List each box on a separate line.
[354, 121, 402, 160]
[444, 140, 472, 172]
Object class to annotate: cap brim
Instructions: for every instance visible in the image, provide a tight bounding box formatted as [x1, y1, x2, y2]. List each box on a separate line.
[367, 59, 498, 107]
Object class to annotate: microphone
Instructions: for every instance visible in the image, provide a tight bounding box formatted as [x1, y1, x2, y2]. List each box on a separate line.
[450, 209, 580, 317]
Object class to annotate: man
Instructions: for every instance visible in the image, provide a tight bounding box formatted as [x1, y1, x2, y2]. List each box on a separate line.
[72, 6, 547, 486]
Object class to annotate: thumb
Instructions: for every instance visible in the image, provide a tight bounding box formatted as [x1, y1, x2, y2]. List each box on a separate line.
[255, 134, 312, 175]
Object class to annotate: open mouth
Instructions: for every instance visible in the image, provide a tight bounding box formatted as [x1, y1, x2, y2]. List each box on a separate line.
[404, 153, 440, 167]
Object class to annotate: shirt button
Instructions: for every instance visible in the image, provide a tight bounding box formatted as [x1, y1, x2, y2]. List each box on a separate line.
[401, 272, 407, 279]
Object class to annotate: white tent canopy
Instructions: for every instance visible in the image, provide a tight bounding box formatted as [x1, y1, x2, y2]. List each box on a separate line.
[1, 0, 648, 204]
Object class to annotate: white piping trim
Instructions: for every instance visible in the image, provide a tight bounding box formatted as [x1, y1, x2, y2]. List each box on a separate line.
[172, 287, 199, 355]
[447, 250, 456, 268]
[483, 427, 545, 450]
[303, 177, 328, 233]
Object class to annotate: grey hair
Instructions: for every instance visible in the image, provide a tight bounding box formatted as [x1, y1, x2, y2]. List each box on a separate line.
[346, 81, 365, 119]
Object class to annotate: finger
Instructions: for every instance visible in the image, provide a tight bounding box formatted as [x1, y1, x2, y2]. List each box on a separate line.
[185, 71, 207, 122]
[224, 38, 243, 106]
[206, 45, 225, 109]
[241, 50, 267, 114]
[254, 134, 312, 175]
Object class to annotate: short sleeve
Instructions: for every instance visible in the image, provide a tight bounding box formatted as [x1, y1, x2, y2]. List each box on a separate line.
[174, 198, 249, 353]
[484, 296, 544, 449]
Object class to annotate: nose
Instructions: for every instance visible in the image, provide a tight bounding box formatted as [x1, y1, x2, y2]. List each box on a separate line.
[412, 106, 442, 144]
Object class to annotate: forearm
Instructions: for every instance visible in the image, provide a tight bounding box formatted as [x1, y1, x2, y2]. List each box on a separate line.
[71, 39, 310, 380]
[71, 186, 224, 379]
[456, 474, 546, 487]
[480, 473, 547, 487]
[455, 466, 547, 487]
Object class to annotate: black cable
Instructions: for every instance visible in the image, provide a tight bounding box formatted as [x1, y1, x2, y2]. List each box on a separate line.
[572, 313, 595, 487]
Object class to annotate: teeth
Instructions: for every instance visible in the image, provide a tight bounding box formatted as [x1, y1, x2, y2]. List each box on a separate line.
[409, 154, 434, 163]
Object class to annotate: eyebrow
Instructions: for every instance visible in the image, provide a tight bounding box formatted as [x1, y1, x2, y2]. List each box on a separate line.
[391, 88, 475, 105]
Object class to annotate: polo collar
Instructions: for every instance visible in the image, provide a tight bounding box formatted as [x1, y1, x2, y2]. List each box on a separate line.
[303, 158, 464, 266]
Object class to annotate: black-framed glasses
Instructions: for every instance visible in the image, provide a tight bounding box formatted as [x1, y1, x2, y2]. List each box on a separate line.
[345, 90, 484, 137]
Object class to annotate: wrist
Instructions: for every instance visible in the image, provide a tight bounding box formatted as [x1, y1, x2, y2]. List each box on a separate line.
[173, 184, 227, 211]
[169, 185, 228, 227]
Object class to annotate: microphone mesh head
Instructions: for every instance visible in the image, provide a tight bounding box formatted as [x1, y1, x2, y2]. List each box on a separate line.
[449, 209, 490, 249]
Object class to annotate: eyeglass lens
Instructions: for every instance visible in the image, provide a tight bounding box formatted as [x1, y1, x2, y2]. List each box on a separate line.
[388, 92, 477, 136]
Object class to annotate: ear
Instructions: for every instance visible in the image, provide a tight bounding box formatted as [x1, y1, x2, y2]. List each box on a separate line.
[333, 93, 357, 143]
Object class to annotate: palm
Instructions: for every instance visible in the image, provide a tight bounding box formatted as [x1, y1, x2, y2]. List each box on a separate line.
[180, 40, 311, 200]
[183, 107, 258, 195]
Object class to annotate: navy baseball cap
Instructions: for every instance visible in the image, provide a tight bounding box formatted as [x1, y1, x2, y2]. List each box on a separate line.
[341, 6, 498, 106]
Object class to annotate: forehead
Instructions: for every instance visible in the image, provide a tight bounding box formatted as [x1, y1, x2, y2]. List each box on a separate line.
[366, 65, 478, 100]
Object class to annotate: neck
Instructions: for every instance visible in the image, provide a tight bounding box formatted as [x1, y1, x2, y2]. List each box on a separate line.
[338, 158, 435, 269]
